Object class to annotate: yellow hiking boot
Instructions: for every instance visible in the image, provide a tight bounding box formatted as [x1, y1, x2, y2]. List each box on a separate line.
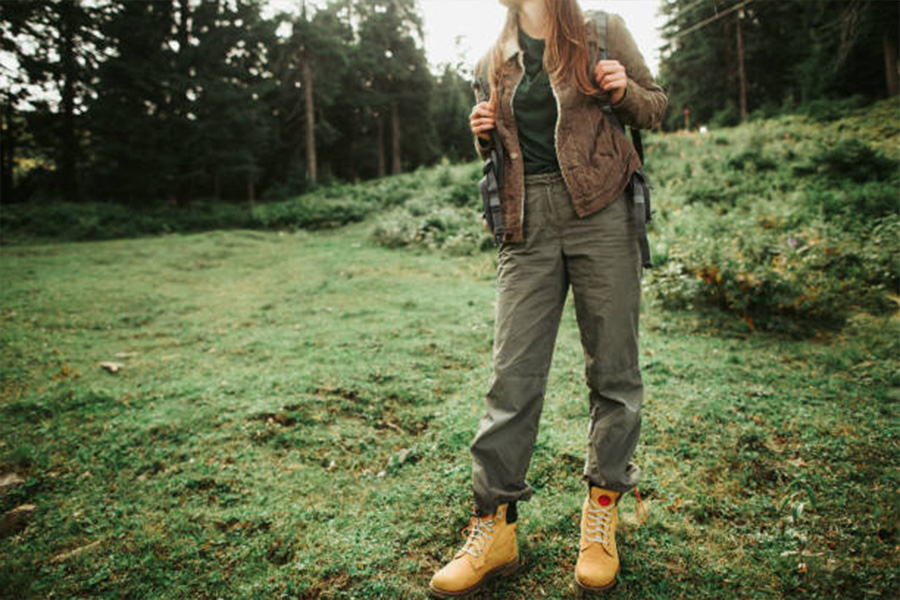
[429, 502, 521, 598]
[574, 485, 622, 593]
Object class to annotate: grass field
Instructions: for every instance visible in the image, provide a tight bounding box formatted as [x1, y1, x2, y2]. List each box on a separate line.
[1, 213, 897, 599]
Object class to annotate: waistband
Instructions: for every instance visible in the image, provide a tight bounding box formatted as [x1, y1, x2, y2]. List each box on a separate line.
[524, 169, 564, 185]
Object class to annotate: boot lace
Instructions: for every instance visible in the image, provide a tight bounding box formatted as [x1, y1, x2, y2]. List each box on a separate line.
[634, 485, 648, 525]
[584, 496, 615, 545]
[584, 485, 649, 544]
[458, 511, 496, 559]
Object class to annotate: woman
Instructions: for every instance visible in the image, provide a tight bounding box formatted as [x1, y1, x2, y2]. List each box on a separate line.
[429, 0, 667, 597]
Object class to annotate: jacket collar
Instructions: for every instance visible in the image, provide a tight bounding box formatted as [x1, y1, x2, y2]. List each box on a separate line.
[501, 27, 520, 63]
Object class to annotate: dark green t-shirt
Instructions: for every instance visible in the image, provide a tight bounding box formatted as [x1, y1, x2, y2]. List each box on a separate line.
[513, 28, 560, 175]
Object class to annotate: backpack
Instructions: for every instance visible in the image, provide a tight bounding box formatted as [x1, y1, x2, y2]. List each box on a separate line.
[587, 9, 655, 269]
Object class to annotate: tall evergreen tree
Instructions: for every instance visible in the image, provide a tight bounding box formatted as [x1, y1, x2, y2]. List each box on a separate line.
[1, 0, 109, 202]
[658, 0, 899, 130]
[269, 0, 351, 186]
[432, 63, 476, 162]
[88, 0, 278, 204]
[355, 0, 435, 176]
[2, 0, 469, 204]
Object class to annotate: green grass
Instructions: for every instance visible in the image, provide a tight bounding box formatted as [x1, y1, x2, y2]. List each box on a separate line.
[1, 214, 897, 598]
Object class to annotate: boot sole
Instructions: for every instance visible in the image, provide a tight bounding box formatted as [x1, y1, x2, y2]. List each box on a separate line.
[428, 555, 522, 598]
[574, 566, 619, 595]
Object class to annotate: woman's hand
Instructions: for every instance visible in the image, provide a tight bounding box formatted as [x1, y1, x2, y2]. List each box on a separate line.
[594, 59, 627, 104]
[470, 101, 496, 140]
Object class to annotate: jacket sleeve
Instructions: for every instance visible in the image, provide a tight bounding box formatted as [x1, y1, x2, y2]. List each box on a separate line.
[471, 54, 495, 161]
[607, 12, 668, 130]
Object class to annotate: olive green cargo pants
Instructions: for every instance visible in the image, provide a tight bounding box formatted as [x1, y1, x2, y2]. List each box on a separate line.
[471, 170, 644, 515]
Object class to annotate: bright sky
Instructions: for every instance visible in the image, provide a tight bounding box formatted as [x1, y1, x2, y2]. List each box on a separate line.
[420, 0, 666, 77]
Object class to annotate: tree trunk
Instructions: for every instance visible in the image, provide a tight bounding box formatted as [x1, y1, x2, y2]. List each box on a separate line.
[58, 0, 80, 203]
[376, 112, 385, 177]
[178, 0, 189, 51]
[1, 99, 14, 202]
[247, 171, 255, 208]
[885, 32, 899, 97]
[390, 100, 401, 175]
[303, 53, 317, 184]
[736, 11, 747, 122]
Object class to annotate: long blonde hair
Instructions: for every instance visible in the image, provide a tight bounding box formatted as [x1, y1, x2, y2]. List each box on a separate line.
[487, 0, 600, 112]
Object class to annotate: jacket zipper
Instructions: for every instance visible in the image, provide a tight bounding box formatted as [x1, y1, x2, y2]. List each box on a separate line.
[509, 49, 526, 237]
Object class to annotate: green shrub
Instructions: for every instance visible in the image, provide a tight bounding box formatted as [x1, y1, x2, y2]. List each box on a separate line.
[683, 180, 739, 206]
[799, 94, 871, 123]
[710, 100, 741, 128]
[371, 208, 421, 248]
[649, 203, 898, 332]
[793, 138, 896, 183]
[726, 148, 777, 172]
[0, 162, 486, 244]
[447, 184, 477, 208]
[645, 97, 899, 332]
[251, 196, 368, 230]
[370, 162, 489, 255]
[0, 201, 254, 243]
[806, 180, 899, 224]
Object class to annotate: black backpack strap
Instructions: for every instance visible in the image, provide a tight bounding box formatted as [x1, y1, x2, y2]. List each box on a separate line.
[474, 77, 505, 245]
[632, 168, 653, 269]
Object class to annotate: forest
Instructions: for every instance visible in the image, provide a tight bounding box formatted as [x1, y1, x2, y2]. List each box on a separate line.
[1, 0, 897, 208]
[2, 0, 473, 206]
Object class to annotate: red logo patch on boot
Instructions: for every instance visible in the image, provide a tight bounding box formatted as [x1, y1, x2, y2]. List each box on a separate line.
[598, 495, 611, 506]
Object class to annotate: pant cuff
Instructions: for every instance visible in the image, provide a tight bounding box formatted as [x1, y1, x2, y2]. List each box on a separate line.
[582, 473, 638, 494]
[474, 486, 534, 516]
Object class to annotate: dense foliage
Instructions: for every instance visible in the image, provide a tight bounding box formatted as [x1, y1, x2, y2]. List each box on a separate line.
[646, 98, 899, 333]
[657, 0, 899, 131]
[0, 158, 481, 242]
[0, 0, 475, 205]
[3, 0, 897, 207]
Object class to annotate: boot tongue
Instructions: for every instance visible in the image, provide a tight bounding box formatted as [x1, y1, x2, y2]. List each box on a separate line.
[591, 486, 620, 507]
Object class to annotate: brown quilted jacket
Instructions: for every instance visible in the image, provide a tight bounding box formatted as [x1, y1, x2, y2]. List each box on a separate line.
[471, 10, 668, 244]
